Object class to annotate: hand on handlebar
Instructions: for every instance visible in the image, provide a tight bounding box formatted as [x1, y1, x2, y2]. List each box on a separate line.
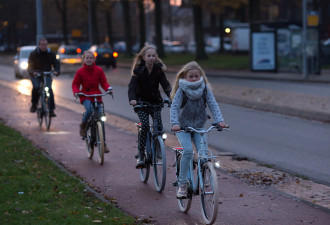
[171, 124, 180, 132]
[130, 100, 137, 106]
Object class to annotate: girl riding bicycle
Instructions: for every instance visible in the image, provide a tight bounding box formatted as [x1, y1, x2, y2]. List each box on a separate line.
[72, 51, 113, 153]
[128, 45, 172, 169]
[170, 61, 228, 198]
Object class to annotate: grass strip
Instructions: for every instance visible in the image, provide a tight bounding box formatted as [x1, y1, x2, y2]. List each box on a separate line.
[0, 122, 137, 224]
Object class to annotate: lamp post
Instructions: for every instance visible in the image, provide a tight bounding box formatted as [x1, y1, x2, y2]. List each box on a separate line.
[36, 0, 43, 44]
[302, 0, 307, 79]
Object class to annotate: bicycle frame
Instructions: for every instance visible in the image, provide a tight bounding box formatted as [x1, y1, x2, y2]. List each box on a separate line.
[76, 89, 113, 165]
[36, 71, 53, 130]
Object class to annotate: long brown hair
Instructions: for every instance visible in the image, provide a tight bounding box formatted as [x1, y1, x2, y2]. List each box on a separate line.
[130, 45, 166, 75]
[170, 61, 210, 100]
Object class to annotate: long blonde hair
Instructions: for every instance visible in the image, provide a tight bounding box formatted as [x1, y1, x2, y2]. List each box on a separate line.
[130, 45, 166, 75]
[170, 61, 210, 100]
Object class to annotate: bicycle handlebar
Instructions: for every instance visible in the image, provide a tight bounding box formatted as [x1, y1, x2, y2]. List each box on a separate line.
[75, 88, 113, 101]
[36, 71, 54, 77]
[181, 122, 230, 133]
[133, 99, 171, 110]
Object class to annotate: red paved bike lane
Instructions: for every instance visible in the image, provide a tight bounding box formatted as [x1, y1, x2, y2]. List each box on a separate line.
[1, 83, 330, 225]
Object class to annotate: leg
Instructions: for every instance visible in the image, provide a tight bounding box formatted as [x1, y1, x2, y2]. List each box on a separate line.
[30, 76, 41, 112]
[80, 100, 92, 137]
[176, 131, 194, 198]
[151, 109, 163, 131]
[136, 110, 150, 168]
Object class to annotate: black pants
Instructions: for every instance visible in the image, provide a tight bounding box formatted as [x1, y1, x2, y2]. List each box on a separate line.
[136, 109, 163, 156]
[31, 76, 55, 110]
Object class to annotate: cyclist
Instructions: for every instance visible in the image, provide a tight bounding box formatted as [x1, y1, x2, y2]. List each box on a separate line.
[72, 51, 113, 153]
[128, 46, 172, 169]
[170, 61, 228, 198]
[28, 37, 60, 116]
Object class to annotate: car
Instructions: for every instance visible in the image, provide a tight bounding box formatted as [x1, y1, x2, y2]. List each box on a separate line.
[88, 45, 118, 68]
[56, 45, 82, 64]
[163, 40, 185, 53]
[13, 45, 36, 79]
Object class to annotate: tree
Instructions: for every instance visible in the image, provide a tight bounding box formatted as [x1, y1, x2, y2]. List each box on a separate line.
[54, 0, 68, 44]
[98, 1, 116, 47]
[196, 0, 248, 53]
[121, 0, 133, 57]
[153, 0, 164, 57]
[138, 0, 146, 50]
[192, 1, 207, 59]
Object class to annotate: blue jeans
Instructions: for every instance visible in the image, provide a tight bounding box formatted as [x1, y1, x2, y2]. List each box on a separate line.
[82, 100, 103, 123]
[82, 100, 106, 142]
[31, 76, 54, 109]
[176, 131, 206, 185]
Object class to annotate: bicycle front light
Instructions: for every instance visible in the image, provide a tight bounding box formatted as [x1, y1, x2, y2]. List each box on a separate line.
[44, 87, 49, 92]
[214, 161, 221, 168]
[101, 116, 107, 122]
[162, 133, 167, 140]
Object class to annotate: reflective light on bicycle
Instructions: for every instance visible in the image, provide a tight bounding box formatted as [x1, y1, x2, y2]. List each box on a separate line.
[172, 122, 229, 225]
[133, 99, 171, 193]
[36, 71, 54, 130]
[75, 88, 113, 165]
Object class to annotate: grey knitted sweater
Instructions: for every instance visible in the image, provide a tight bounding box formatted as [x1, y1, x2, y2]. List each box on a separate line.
[170, 77, 224, 128]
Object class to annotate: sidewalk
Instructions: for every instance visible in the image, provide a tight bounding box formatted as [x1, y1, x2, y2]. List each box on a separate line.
[116, 62, 330, 123]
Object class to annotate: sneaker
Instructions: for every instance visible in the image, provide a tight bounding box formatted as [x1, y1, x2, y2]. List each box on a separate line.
[104, 144, 109, 153]
[30, 104, 37, 113]
[176, 184, 188, 199]
[50, 111, 57, 117]
[136, 156, 145, 169]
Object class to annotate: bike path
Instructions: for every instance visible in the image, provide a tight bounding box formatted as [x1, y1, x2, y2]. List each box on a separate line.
[1, 84, 330, 225]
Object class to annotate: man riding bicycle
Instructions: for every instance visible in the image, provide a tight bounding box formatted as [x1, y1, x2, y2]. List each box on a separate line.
[28, 37, 60, 117]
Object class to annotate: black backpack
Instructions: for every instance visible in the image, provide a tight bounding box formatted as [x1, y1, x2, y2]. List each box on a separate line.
[180, 87, 207, 108]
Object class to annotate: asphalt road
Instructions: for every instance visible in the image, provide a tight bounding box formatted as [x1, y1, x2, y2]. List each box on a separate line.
[1, 64, 330, 186]
[1, 82, 330, 225]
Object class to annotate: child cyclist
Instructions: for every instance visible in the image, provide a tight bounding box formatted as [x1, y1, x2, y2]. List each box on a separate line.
[170, 61, 228, 198]
[72, 51, 113, 153]
[128, 45, 172, 169]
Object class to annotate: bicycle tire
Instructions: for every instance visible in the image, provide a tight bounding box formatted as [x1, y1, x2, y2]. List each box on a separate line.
[139, 131, 150, 183]
[86, 124, 94, 159]
[37, 97, 43, 127]
[96, 121, 104, 165]
[44, 95, 51, 130]
[176, 154, 192, 212]
[200, 161, 219, 225]
[153, 135, 166, 192]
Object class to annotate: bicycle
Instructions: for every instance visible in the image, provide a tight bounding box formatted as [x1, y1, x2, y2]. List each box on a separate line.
[36, 71, 54, 130]
[133, 99, 171, 193]
[172, 123, 227, 225]
[76, 89, 113, 165]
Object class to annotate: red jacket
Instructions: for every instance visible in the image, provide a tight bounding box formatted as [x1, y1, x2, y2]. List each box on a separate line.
[72, 63, 111, 104]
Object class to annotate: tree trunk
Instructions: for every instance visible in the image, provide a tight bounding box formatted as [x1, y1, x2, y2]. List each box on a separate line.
[218, 13, 224, 54]
[122, 0, 133, 57]
[91, 0, 99, 44]
[62, 0, 68, 44]
[153, 0, 164, 58]
[193, 3, 207, 60]
[105, 11, 113, 47]
[138, 0, 146, 50]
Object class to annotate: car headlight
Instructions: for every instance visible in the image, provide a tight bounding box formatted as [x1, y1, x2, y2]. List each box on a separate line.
[20, 62, 28, 70]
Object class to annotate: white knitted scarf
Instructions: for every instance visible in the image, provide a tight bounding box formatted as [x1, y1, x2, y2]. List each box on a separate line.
[179, 77, 205, 100]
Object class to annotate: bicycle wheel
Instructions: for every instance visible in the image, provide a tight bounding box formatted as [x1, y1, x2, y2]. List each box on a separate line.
[96, 121, 105, 165]
[85, 124, 94, 159]
[139, 131, 150, 183]
[153, 135, 166, 192]
[176, 154, 192, 213]
[37, 97, 43, 127]
[200, 161, 219, 225]
[43, 94, 51, 130]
